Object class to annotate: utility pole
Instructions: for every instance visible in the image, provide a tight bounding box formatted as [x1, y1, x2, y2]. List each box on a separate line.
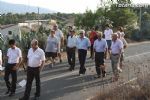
[38, 7, 40, 27]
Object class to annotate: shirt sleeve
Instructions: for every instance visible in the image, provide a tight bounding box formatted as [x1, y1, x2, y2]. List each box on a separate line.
[18, 49, 22, 58]
[7, 49, 10, 57]
[27, 49, 31, 59]
[40, 50, 46, 61]
[119, 40, 123, 49]
[110, 29, 113, 34]
[93, 40, 96, 49]
[59, 30, 64, 38]
[87, 38, 91, 47]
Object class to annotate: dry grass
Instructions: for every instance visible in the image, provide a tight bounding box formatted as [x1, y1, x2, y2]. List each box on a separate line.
[91, 58, 150, 100]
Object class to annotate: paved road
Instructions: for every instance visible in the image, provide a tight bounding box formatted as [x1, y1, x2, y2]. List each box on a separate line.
[0, 42, 150, 100]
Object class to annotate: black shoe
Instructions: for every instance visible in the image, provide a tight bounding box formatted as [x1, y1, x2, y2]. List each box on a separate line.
[5, 90, 10, 95]
[34, 95, 40, 100]
[60, 59, 62, 63]
[68, 67, 72, 71]
[34, 93, 40, 97]
[19, 97, 29, 100]
[9, 92, 15, 97]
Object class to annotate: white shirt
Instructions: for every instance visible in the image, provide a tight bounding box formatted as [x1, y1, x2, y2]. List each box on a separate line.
[28, 48, 45, 67]
[55, 29, 64, 42]
[111, 39, 123, 54]
[76, 36, 91, 50]
[104, 29, 113, 40]
[0, 50, 2, 65]
[93, 39, 108, 52]
[7, 47, 22, 64]
[67, 35, 77, 48]
[45, 36, 59, 52]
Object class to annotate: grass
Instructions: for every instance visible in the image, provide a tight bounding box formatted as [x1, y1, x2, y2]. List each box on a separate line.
[91, 58, 150, 100]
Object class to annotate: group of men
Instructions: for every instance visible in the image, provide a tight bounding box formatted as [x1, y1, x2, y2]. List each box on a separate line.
[66, 24, 127, 81]
[0, 24, 127, 100]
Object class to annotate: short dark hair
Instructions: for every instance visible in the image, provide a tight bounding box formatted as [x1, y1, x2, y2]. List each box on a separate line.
[9, 39, 16, 45]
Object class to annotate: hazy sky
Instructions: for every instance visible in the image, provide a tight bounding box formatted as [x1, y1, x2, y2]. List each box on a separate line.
[1, 0, 150, 13]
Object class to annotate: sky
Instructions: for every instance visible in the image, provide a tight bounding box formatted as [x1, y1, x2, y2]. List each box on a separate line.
[0, 0, 150, 13]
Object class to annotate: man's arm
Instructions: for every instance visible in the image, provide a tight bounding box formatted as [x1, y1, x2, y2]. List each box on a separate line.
[39, 50, 46, 71]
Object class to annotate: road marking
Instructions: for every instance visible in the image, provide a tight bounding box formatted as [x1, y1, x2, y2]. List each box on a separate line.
[126, 52, 150, 59]
[0, 51, 150, 97]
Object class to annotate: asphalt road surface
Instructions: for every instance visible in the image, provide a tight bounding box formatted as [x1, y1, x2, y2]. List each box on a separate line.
[0, 42, 150, 100]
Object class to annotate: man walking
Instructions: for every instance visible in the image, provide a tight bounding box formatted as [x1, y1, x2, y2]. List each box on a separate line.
[19, 39, 45, 100]
[76, 30, 91, 75]
[110, 33, 123, 81]
[67, 30, 77, 71]
[4, 39, 22, 97]
[104, 24, 113, 59]
[93, 31, 108, 78]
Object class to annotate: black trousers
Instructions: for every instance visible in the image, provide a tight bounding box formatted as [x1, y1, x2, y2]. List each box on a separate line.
[67, 47, 76, 69]
[95, 52, 104, 75]
[78, 49, 87, 74]
[90, 44, 94, 57]
[23, 67, 40, 99]
[4, 63, 17, 93]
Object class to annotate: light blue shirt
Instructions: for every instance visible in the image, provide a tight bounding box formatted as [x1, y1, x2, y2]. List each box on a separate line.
[76, 36, 91, 50]
[93, 38, 108, 52]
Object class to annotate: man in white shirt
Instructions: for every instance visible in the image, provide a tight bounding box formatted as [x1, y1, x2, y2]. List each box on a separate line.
[4, 39, 22, 97]
[110, 33, 123, 81]
[76, 30, 91, 75]
[19, 39, 45, 100]
[67, 30, 77, 71]
[53, 24, 64, 63]
[93, 31, 108, 78]
[104, 24, 113, 59]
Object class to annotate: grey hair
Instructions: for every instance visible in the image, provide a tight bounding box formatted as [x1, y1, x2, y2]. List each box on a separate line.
[31, 39, 38, 46]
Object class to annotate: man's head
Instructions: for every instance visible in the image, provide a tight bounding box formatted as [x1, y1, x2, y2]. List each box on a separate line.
[117, 26, 124, 32]
[79, 30, 85, 38]
[31, 39, 38, 50]
[70, 30, 75, 36]
[112, 33, 118, 41]
[9, 39, 16, 49]
[53, 24, 58, 31]
[97, 31, 103, 39]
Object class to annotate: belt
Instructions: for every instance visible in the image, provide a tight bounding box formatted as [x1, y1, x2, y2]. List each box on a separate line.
[112, 54, 119, 56]
[67, 47, 76, 49]
[28, 66, 40, 68]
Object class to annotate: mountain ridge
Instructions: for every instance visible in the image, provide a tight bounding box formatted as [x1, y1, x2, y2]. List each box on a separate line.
[0, 1, 56, 14]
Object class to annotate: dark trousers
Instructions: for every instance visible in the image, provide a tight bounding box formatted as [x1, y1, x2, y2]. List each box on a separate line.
[78, 49, 87, 74]
[95, 52, 104, 75]
[4, 63, 17, 93]
[67, 47, 76, 69]
[23, 67, 40, 99]
[90, 44, 94, 57]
